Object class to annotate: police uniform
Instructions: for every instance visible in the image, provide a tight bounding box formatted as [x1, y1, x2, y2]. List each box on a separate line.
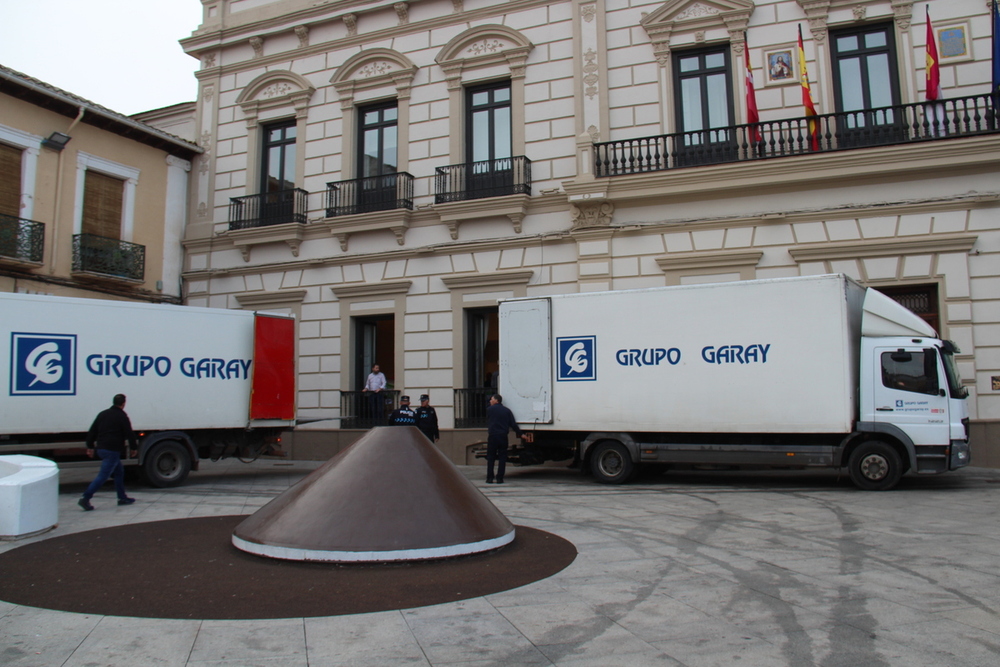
[388, 396, 417, 425]
[415, 394, 439, 441]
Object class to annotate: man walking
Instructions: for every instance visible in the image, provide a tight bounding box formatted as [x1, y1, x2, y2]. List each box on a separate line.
[485, 394, 531, 484]
[79, 393, 137, 510]
[415, 394, 439, 442]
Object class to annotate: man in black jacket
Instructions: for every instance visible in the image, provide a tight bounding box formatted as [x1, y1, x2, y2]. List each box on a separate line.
[415, 394, 439, 442]
[485, 394, 531, 484]
[388, 395, 417, 426]
[78, 394, 138, 510]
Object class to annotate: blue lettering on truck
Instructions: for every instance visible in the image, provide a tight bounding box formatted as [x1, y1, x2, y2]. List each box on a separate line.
[615, 348, 682, 366]
[10, 333, 77, 396]
[701, 344, 770, 364]
[87, 355, 172, 377]
[180, 358, 252, 380]
[8, 332, 253, 397]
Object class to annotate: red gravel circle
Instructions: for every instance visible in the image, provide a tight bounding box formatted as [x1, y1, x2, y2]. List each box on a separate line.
[0, 515, 576, 620]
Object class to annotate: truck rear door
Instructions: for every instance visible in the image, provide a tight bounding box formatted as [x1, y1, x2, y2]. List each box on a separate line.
[871, 345, 950, 446]
[250, 314, 296, 421]
[499, 298, 552, 424]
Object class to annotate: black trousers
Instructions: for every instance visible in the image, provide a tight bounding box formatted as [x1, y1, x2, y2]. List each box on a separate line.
[486, 435, 508, 482]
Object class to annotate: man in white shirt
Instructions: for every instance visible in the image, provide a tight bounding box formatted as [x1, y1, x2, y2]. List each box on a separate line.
[362, 364, 387, 419]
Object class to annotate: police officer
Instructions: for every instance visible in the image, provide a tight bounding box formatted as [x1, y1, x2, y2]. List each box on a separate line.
[387, 395, 417, 426]
[415, 394, 440, 442]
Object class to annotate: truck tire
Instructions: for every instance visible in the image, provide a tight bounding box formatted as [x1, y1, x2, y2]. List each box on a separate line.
[848, 441, 903, 491]
[590, 441, 635, 484]
[143, 441, 192, 488]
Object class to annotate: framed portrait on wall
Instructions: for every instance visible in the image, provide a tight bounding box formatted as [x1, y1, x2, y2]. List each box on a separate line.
[763, 46, 798, 86]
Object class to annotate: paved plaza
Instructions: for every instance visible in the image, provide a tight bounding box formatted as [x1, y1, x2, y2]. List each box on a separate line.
[2, 459, 1000, 666]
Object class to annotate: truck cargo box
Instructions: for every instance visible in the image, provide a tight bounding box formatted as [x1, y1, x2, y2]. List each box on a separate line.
[499, 275, 869, 435]
[1, 293, 294, 435]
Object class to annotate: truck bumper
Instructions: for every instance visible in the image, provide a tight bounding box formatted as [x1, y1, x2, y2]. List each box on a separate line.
[950, 440, 971, 470]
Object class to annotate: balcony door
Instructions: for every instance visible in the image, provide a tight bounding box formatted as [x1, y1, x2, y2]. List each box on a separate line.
[260, 120, 297, 224]
[358, 102, 399, 213]
[830, 23, 902, 146]
[673, 46, 736, 166]
[466, 81, 512, 198]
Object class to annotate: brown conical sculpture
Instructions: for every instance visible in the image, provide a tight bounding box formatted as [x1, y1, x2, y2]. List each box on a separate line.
[232, 426, 515, 562]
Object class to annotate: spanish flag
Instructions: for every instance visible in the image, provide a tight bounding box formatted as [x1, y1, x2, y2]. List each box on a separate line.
[798, 25, 820, 151]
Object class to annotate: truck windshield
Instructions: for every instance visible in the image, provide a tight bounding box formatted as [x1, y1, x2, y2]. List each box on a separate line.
[940, 341, 968, 399]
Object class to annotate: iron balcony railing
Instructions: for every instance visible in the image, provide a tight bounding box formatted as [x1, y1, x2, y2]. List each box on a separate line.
[435, 156, 531, 204]
[454, 387, 495, 429]
[340, 389, 401, 429]
[0, 213, 44, 264]
[595, 93, 1000, 177]
[326, 172, 414, 217]
[229, 188, 309, 230]
[72, 233, 145, 281]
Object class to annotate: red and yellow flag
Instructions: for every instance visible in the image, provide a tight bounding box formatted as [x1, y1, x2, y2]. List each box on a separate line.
[798, 25, 820, 151]
[926, 7, 942, 101]
[745, 36, 761, 143]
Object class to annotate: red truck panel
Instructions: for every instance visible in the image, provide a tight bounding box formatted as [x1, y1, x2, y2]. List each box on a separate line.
[250, 315, 295, 421]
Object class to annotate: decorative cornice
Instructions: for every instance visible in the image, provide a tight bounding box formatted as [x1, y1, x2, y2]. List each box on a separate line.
[788, 234, 977, 262]
[656, 250, 763, 273]
[331, 48, 419, 109]
[235, 290, 307, 308]
[235, 70, 316, 127]
[331, 280, 413, 300]
[433, 193, 531, 237]
[318, 207, 413, 251]
[441, 270, 534, 290]
[221, 221, 306, 262]
[185, 0, 551, 80]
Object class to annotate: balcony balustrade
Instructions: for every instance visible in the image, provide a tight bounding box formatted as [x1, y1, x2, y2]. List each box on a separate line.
[453, 387, 494, 429]
[594, 93, 999, 177]
[229, 188, 309, 230]
[435, 156, 531, 204]
[326, 172, 414, 217]
[339, 390, 401, 429]
[0, 213, 44, 264]
[72, 233, 145, 281]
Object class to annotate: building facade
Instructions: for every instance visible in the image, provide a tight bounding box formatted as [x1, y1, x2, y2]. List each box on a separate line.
[179, 0, 1000, 461]
[0, 66, 201, 302]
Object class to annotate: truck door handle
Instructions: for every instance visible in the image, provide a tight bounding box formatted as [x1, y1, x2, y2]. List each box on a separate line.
[876, 407, 894, 412]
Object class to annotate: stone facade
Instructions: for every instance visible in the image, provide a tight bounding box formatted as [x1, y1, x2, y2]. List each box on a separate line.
[180, 0, 1000, 462]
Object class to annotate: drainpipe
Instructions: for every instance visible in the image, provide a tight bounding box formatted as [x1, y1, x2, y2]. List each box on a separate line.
[49, 107, 86, 274]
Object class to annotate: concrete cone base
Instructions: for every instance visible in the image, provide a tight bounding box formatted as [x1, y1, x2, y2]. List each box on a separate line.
[232, 426, 516, 562]
[232, 528, 515, 562]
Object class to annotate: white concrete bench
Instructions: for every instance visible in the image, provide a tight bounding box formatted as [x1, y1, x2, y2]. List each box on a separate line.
[0, 455, 59, 539]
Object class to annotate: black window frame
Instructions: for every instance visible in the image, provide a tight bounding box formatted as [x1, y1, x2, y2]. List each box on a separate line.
[260, 119, 297, 195]
[465, 80, 512, 166]
[671, 45, 736, 166]
[357, 100, 399, 179]
[829, 22, 902, 144]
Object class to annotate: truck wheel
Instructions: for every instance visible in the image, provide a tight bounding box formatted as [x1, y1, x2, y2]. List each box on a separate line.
[590, 441, 635, 484]
[848, 441, 902, 491]
[143, 441, 191, 488]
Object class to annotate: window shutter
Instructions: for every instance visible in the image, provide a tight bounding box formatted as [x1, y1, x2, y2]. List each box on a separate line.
[82, 170, 123, 239]
[0, 143, 22, 218]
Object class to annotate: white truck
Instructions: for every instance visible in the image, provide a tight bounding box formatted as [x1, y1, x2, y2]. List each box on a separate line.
[0, 293, 295, 487]
[498, 275, 970, 490]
